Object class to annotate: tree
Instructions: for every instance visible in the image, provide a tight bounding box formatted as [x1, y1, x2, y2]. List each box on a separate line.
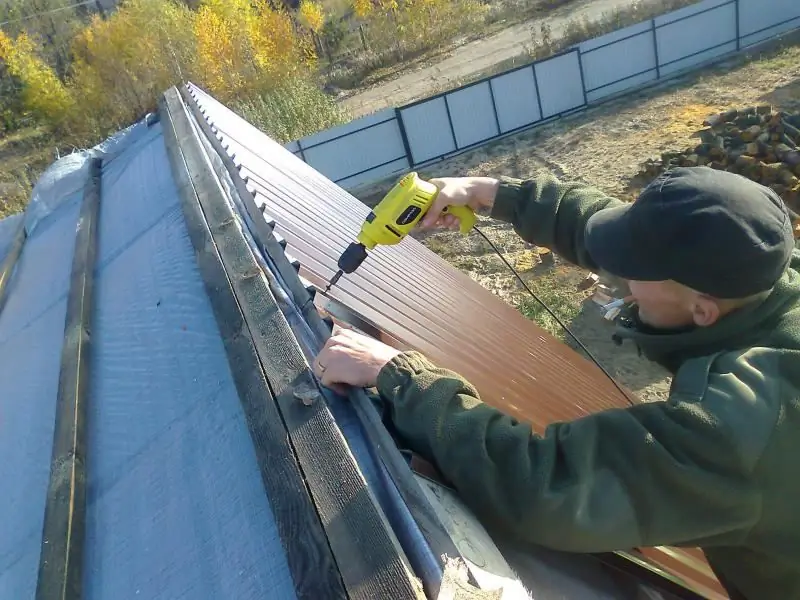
[298, 0, 324, 33]
[0, 0, 86, 77]
[0, 29, 73, 127]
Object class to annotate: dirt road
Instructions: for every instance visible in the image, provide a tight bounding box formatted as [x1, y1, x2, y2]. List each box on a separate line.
[342, 0, 645, 117]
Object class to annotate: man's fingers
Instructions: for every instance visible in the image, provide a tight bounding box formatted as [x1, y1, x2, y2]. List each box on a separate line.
[420, 196, 448, 229]
[316, 345, 348, 385]
[327, 331, 352, 348]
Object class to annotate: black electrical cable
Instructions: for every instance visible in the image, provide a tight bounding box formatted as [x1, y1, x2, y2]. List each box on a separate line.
[472, 226, 636, 407]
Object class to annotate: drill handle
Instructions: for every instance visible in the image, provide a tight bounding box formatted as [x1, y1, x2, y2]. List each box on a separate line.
[441, 204, 477, 234]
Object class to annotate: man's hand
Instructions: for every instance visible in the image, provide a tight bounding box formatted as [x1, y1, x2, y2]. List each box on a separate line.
[420, 176, 500, 230]
[313, 327, 401, 392]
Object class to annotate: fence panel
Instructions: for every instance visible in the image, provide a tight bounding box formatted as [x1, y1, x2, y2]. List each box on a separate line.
[300, 107, 395, 147]
[655, 0, 737, 77]
[739, 0, 800, 47]
[399, 97, 458, 165]
[534, 51, 586, 119]
[579, 21, 658, 103]
[281, 0, 800, 189]
[491, 67, 542, 133]
[283, 140, 303, 158]
[300, 114, 408, 186]
[334, 156, 410, 190]
[446, 82, 500, 149]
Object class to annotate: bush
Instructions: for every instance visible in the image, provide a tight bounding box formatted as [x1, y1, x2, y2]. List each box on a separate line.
[232, 76, 349, 143]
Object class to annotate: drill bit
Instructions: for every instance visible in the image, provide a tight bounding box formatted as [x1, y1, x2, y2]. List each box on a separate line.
[323, 269, 343, 295]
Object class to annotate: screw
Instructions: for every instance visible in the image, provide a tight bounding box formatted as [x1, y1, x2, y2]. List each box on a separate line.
[293, 384, 320, 406]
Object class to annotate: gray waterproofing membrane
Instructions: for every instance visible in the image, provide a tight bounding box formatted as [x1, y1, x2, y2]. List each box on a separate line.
[0, 122, 297, 599]
[0, 187, 80, 598]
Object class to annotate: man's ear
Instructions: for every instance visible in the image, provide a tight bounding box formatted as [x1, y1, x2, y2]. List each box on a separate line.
[691, 295, 721, 327]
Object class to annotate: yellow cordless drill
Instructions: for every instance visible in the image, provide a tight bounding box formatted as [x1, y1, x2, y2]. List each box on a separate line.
[324, 172, 476, 293]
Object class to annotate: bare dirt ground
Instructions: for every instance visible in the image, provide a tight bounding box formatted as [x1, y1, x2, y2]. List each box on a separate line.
[341, 0, 640, 117]
[358, 41, 800, 403]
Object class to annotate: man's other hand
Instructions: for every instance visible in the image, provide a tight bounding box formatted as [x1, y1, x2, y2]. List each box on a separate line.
[313, 327, 401, 392]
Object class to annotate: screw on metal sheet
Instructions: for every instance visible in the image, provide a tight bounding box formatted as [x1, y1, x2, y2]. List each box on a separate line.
[241, 267, 262, 280]
[293, 384, 320, 406]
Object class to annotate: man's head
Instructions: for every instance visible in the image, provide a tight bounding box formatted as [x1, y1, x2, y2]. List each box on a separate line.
[586, 167, 794, 330]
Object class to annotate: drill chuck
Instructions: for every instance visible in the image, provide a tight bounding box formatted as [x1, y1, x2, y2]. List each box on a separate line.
[337, 242, 368, 274]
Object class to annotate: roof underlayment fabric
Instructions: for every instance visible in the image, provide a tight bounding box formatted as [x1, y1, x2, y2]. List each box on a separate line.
[0, 120, 297, 599]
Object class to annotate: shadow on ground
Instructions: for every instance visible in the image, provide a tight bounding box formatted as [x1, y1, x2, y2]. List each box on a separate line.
[759, 76, 800, 112]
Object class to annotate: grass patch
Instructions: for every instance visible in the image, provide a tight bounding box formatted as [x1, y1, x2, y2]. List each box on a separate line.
[517, 270, 583, 339]
[749, 44, 800, 71]
[0, 126, 56, 218]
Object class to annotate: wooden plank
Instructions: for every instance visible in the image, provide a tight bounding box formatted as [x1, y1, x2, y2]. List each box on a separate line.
[0, 219, 27, 316]
[161, 90, 347, 600]
[36, 158, 101, 600]
[161, 87, 424, 600]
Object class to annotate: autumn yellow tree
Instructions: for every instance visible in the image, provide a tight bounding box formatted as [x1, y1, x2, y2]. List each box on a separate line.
[0, 30, 73, 126]
[193, 3, 247, 98]
[193, 0, 314, 102]
[299, 0, 325, 33]
[0, 0, 340, 147]
[351, 0, 372, 18]
[68, 0, 196, 138]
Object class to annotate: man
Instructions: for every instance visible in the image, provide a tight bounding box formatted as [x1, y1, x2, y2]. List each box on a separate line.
[312, 166, 800, 600]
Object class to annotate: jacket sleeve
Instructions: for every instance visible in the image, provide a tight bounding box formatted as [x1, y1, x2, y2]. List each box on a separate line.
[376, 351, 763, 552]
[491, 172, 626, 271]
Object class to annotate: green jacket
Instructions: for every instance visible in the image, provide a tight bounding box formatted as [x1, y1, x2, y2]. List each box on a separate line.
[375, 172, 800, 600]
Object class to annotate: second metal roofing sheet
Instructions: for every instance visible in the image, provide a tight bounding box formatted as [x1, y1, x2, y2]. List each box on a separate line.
[188, 84, 634, 428]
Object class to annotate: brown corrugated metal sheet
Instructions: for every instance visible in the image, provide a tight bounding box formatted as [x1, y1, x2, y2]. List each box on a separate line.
[186, 83, 728, 600]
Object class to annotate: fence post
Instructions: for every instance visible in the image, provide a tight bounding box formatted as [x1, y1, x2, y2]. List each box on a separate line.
[442, 95, 458, 151]
[487, 80, 502, 137]
[652, 18, 661, 80]
[576, 49, 589, 106]
[395, 108, 414, 167]
[735, 0, 741, 50]
[531, 64, 545, 121]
